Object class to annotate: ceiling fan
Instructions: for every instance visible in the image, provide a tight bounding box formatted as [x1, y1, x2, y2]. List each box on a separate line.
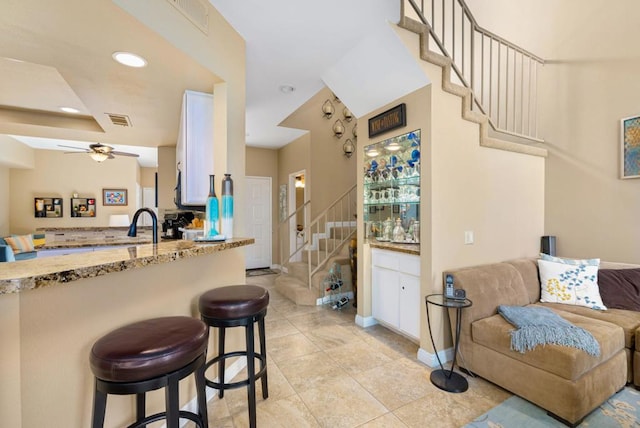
[58, 143, 140, 163]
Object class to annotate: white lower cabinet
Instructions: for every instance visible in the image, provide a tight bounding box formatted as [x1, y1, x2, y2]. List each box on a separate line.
[371, 249, 420, 340]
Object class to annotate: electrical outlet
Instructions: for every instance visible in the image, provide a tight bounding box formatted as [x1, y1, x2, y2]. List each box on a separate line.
[464, 230, 474, 245]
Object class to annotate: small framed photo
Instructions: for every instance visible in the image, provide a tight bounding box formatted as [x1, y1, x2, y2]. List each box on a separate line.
[103, 189, 128, 206]
[621, 115, 640, 179]
[392, 205, 400, 214]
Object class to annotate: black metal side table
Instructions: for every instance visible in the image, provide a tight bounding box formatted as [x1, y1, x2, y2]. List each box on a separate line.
[425, 293, 473, 393]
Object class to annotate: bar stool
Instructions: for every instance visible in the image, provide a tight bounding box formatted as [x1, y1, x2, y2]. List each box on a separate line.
[199, 285, 269, 428]
[89, 316, 209, 428]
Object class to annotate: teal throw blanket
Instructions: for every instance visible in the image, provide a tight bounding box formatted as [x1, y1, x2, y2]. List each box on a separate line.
[498, 305, 600, 357]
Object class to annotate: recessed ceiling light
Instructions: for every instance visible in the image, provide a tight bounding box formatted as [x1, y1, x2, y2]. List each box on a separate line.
[60, 107, 80, 114]
[112, 52, 147, 68]
[279, 85, 295, 94]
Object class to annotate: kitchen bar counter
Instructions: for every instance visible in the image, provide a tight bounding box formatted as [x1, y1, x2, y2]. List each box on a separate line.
[0, 238, 253, 294]
[1, 236, 254, 427]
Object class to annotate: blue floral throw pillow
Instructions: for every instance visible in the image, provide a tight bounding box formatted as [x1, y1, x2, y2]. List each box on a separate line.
[538, 259, 607, 310]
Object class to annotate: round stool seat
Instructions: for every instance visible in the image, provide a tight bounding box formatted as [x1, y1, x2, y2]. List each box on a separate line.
[90, 316, 208, 383]
[199, 285, 269, 320]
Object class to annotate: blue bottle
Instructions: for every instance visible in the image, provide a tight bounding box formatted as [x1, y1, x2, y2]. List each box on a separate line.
[221, 173, 234, 238]
[205, 174, 219, 237]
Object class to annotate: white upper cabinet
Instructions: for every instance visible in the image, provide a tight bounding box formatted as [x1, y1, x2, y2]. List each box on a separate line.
[176, 90, 214, 206]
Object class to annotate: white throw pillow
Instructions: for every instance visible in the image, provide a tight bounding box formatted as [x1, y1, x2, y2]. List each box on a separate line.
[539, 253, 600, 266]
[538, 259, 606, 310]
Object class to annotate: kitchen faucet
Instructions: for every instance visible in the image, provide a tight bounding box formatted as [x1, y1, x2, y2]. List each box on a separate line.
[128, 208, 158, 244]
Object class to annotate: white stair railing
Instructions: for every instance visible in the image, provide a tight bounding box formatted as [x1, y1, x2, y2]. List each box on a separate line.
[404, 0, 545, 142]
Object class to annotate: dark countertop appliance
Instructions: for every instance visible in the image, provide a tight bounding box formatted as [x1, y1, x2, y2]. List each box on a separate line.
[162, 211, 195, 239]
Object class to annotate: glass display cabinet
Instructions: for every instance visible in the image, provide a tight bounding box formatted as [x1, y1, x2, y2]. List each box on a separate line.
[363, 129, 420, 243]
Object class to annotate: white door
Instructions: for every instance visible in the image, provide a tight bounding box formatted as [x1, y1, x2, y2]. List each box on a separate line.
[244, 176, 272, 269]
[140, 187, 158, 226]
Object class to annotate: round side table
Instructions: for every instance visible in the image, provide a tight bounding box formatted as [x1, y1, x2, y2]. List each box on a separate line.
[425, 293, 473, 393]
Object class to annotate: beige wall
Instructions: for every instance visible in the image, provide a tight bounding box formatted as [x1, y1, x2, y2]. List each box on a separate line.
[465, 0, 640, 262]
[367, 25, 546, 355]
[281, 87, 357, 220]
[0, 248, 246, 427]
[9, 150, 140, 233]
[246, 147, 279, 265]
[276, 134, 310, 264]
[114, 0, 246, 237]
[158, 146, 177, 210]
[139, 167, 157, 189]
[0, 166, 9, 236]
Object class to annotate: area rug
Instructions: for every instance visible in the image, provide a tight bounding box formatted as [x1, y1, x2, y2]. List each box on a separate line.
[245, 268, 278, 277]
[464, 387, 639, 428]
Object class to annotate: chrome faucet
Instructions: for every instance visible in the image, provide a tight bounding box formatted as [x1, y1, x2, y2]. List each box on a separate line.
[128, 208, 158, 244]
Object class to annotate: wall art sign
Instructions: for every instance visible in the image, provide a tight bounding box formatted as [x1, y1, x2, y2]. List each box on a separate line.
[103, 188, 128, 206]
[368, 103, 406, 138]
[621, 115, 640, 179]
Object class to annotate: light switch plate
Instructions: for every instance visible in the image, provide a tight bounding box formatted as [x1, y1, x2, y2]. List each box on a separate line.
[464, 230, 474, 245]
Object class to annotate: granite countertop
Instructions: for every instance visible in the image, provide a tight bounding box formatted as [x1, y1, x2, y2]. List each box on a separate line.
[37, 227, 153, 231]
[41, 237, 152, 249]
[0, 238, 254, 294]
[368, 240, 420, 255]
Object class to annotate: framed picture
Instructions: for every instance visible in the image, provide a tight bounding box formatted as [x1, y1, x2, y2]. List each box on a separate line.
[621, 115, 640, 179]
[103, 189, 128, 206]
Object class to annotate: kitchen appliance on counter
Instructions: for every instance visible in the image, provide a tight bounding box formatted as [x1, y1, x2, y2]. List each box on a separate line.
[162, 211, 195, 239]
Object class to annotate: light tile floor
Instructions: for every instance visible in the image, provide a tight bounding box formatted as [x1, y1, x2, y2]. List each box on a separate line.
[199, 273, 511, 428]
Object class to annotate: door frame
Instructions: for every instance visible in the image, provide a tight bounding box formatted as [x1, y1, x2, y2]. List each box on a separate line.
[288, 169, 307, 262]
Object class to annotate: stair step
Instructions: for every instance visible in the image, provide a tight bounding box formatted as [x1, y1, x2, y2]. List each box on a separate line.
[274, 275, 320, 306]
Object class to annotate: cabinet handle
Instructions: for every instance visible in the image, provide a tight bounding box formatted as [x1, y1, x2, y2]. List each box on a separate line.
[402, 286, 405, 290]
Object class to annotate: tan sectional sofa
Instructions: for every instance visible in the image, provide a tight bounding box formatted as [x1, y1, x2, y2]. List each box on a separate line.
[444, 258, 640, 426]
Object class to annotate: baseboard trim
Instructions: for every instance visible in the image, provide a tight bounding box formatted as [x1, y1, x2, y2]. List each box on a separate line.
[355, 315, 378, 328]
[417, 346, 453, 368]
[163, 357, 247, 428]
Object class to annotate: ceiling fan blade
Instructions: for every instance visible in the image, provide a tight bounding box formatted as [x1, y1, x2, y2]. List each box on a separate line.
[111, 151, 140, 158]
[63, 151, 90, 155]
[58, 144, 90, 152]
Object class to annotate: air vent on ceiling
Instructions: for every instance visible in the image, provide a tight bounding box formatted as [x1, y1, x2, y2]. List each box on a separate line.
[106, 113, 132, 127]
[166, 0, 209, 35]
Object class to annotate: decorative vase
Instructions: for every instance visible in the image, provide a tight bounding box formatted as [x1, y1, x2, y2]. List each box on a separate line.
[204, 175, 219, 237]
[221, 173, 234, 238]
[392, 218, 405, 242]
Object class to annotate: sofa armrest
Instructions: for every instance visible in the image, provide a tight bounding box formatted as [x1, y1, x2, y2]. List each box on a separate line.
[0, 245, 16, 262]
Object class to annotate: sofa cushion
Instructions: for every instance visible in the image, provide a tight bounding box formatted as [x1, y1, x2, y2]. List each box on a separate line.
[538, 302, 640, 349]
[598, 268, 640, 312]
[538, 259, 606, 310]
[472, 305, 624, 381]
[504, 258, 540, 304]
[5, 234, 35, 254]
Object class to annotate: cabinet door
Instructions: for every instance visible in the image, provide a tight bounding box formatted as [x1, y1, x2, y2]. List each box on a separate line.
[372, 266, 399, 327]
[399, 273, 420, 339]
[178, 90, 214, 205]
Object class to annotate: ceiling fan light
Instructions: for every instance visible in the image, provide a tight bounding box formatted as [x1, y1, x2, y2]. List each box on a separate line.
[90, 152, 109, 162]
[112, 51, 147, 68]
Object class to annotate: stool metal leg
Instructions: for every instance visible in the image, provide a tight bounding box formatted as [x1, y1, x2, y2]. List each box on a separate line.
[196, 357, 209, 428]
[258, 316, 268, 399]
[246, 322, 257, 428]
[135, 393, 146, 427]
[91, 380, 107, 428]
[218, 326, 226, 398]
[165, 376, 180, 428]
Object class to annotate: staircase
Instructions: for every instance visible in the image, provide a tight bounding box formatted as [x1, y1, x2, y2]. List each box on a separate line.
[399, 0, 547, 156]
[275, 186, 356, 306]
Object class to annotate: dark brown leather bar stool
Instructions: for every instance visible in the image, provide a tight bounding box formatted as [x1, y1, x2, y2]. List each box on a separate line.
[199, 285, 269, 428]
[89, 316, 209, 428]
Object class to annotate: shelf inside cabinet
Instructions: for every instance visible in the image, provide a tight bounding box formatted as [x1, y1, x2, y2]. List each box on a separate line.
[363, 129, 421, 242]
